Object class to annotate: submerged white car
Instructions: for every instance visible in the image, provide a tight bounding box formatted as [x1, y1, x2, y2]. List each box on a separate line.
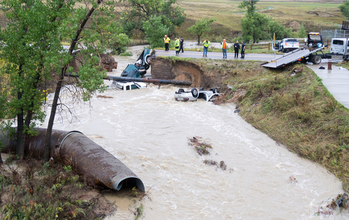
[174, 88, 219, 102]
[109, 81, 147, 90]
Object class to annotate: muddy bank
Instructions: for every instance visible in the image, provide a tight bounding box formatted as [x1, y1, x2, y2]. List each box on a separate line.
[151, 57, 265, 89]
[151, 57, 219, 88]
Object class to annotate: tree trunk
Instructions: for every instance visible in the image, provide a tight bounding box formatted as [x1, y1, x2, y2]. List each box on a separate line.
[44, 76, 63, 161]
[198, 35, 201, 45]
[44, 3, 100, 161]
[16, 64, 25, 160]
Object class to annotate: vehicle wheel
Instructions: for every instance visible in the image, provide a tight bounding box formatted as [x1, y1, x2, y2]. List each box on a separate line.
[178, 89, 184, 93]
[212, 87, 218, 93]
[311, 55, 322, 64]
[191, 88, 199, 98]
[145, 55, 151, 65]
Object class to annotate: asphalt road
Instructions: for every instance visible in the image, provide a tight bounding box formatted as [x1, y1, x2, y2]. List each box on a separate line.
[155, 50, 282, 62]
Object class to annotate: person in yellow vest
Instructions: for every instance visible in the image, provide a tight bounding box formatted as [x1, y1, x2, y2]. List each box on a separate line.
[163, 35, 170, 51]
[175, 37, 180, 56]
[203, 38, 210, 57]
[221, 39, 228, 59]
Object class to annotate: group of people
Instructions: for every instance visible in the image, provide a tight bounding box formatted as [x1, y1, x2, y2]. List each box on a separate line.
[163, 35, 184, 56]
[163, 35, 246, 59]
[202, 39, 246, 59]
[219, 39, 245, 59]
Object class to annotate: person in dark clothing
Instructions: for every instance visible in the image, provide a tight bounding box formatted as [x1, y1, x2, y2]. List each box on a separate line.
[179, 36, 184, 53]
[233, 40, 240, 58]
[241, 41, 246, 59]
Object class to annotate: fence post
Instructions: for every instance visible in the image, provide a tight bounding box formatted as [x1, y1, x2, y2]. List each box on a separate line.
[250, 44, 252, 50]
[268, 43, 270, 51]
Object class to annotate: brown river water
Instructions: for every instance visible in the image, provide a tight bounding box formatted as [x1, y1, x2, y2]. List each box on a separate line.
[40, 46, 348, 219]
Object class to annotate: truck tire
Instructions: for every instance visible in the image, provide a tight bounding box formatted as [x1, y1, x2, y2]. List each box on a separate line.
[311, 55, 322, 64]
[191, 88, 199, 98]
[145, 54, 151, 65]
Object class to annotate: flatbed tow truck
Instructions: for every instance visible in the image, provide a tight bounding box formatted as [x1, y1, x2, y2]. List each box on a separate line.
[262, 32, 348, 69]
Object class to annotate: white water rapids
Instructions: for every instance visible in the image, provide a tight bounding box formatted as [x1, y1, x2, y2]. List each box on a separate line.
[40, 46, 348, 219]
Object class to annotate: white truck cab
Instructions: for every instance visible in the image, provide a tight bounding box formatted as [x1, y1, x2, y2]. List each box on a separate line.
[109, 81, 147, 90]
[330, 38, 349, 55]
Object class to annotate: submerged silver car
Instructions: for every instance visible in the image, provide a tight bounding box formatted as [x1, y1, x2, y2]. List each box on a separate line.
[174, 88, 219, 102]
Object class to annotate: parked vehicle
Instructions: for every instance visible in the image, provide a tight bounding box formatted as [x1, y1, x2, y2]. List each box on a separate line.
[174, 88, 219, 102]
[278, 38, 300, 53]
[121, 48, 152, 78]
[109, 81, 147, 90]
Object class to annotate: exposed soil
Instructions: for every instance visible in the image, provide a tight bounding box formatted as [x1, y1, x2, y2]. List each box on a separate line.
[151, 57, 224, 88]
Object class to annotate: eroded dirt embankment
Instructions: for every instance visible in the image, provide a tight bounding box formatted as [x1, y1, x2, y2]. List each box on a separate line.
[151, 57, 225, 88]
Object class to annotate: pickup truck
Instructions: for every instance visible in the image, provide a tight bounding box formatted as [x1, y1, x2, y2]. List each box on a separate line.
[110, 81, 147, 90]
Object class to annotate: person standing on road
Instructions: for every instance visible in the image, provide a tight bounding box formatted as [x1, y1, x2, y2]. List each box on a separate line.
[163, 35, 170, 51]
[203, 38, 210, 57]
[241, 41, 246, 59]
[234, 40, 240, 58]
[221, 39, 228, 59]
[179, 36, 184, 53]
[175, 37, 180, 56]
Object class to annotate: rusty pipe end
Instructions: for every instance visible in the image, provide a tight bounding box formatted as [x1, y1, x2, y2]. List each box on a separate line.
[113, 176, 145, 192]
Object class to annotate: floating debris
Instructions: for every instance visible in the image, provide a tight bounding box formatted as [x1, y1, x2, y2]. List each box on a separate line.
[96, 95, 113, 99]
[204, 160, 217, 166]
[220, 161, 227, 170]
[289, 175, 297, 183]
[317, 193, 349, 216]
[203, 160, 228, 171]
[188, 136, 212, 156]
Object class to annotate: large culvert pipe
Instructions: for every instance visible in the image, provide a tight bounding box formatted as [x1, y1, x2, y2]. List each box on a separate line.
[0, 128, 145, 192]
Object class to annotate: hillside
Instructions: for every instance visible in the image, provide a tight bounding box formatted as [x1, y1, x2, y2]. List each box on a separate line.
[176, 0, 345, 41]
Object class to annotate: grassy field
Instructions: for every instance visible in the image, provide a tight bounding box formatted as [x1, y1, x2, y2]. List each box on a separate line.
[175, 0, 345, 41]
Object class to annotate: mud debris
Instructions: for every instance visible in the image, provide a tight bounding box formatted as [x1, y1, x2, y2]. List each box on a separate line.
[189, 137, 229, 171]
[188, 136, 212, 156]
[317, 193, 349, 216]
[289, 175, 298, 183]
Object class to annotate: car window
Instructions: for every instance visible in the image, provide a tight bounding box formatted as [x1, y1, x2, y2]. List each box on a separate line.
[333, 40, 344, 45]
[285, 39, 298, 42]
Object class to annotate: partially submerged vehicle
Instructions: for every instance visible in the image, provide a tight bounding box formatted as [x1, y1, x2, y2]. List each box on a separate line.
[174, 88, 219, 102]
[121, 48, 152, 78]
[109, 81, 147, 90]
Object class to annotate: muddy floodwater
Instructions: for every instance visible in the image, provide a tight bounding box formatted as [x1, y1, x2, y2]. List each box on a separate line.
[41, 46, 348, 219]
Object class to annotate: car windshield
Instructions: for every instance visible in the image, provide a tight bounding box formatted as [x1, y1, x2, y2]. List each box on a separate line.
[309, 35, 321, 41]
[333, 40, 344, 45]
[285, 39, 298, 42]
